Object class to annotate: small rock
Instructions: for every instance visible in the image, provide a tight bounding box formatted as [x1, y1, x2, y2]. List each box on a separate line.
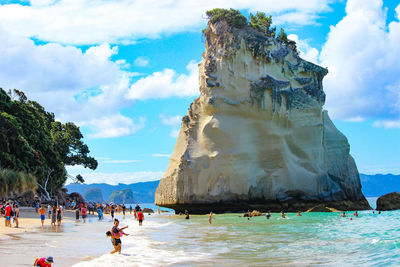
[376, 192, 400, 211]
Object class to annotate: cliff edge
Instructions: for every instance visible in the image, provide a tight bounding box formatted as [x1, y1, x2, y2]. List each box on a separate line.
[155, 11, 370, 213]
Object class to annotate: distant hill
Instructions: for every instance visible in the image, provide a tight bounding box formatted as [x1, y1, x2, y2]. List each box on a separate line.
[108, 188, 134, 203]
[65, 180, 159, 203]
[83, 188, 103, 202]
[65, 174, 399, 203]
[360, 173, 400, 197]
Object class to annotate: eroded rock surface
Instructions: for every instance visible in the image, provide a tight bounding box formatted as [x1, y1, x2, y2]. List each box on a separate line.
[155, 20, 370, 214]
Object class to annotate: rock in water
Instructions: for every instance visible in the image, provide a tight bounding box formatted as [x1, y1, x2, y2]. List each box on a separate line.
[155, 16, 370, 214]
[376, 192, 400, 211]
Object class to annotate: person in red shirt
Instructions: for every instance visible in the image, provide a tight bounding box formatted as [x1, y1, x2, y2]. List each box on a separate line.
[34, 256, 53, 266]
[81, 205, 87, 223]
[5, 203, 12, 227]
[137, 210, 144, 226]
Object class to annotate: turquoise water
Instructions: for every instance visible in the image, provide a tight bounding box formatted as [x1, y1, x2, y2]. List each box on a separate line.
[74, 201, 400, 266]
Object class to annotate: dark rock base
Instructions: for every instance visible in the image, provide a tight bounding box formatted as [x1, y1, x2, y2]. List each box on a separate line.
[376, 192, 400, 211]
[158, 198, 371, 214]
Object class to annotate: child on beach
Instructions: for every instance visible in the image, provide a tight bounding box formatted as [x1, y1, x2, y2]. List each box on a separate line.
[39, 205, 46, 227]
[34, 256, 54, 266]
[5, 202, 12, 227]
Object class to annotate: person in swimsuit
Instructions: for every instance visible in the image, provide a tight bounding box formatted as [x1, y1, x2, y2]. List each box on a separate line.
[129, 205, 132, 214]
[107, 219, 128, 254]
[39, 205, 46, 227]
[209, 211, 213, 224]
[51, 206, 56, 227]
[56, 205, 62, 226]
[5, 202, 12, 227]
[296, 211, 302, 217]
[185, 210, 189, 220]
[111, 206, 115, 220]
[14, 204, 19, 228]
[280, 211, 286, 219]
[265, 211, 271, 220]
[341, 212, 346, 217]
[75, 207, 80, 222]
[354, 211, 359, 217]
[47, 204, 51, 219]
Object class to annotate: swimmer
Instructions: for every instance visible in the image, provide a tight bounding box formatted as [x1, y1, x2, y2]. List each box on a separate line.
[39, 204, 46, 227]
[34, 256, 54, 267]
[341, 212, 346, 217]
[296, 211, 302, 217]
[280, 211, 286, 219]
[185, 210, 189, 220]
[209, 211, 213, 224]
[354, 211, 359, 217]
[265, 211, 271, 220]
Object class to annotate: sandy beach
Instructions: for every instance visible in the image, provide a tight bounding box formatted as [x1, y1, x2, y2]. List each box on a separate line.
[0, 207, 129, 266]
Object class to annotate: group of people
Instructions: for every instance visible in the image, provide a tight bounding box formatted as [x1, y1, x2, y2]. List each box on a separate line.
[39, 203, 63, 227]
[0, 200, 20, 228]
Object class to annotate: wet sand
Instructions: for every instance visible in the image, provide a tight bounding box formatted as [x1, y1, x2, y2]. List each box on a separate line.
[0, 207, 131, 266]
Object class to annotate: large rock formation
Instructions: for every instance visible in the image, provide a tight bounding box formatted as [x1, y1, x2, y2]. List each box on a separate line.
[155, 17, 370, 214]
[376, 192, 400, 211]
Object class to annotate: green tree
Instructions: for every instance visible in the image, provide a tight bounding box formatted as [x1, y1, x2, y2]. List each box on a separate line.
[205, 8, 248, 28]
[249, 12, 276, 38]
[276, 28, 298, 54]
[0, 88, 97, 199]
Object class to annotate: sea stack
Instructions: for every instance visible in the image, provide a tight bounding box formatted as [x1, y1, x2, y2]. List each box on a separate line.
[155, 11, 370, 213]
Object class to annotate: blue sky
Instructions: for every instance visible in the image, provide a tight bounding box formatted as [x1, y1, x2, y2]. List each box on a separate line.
[0, 0, 399, 184]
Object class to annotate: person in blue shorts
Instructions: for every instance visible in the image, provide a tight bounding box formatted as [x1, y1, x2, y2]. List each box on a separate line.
[39, 205, 46, 227]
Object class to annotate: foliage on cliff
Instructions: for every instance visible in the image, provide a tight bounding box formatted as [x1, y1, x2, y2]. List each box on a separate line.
[0, 88, 97, 198]
[108, 189, 134, 204]
[204, 8, 298, 53]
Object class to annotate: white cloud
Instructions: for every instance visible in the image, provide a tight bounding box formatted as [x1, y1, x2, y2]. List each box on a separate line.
[65, 171, 164, 185]
[134, 56, 149, 67]
[288, 34, 319, 64]
[152, 154, 171, 158]
[0, 26, 148, 138]
[0, 0, 334, 45]
[85, 115, 146, 138]
[127, 61, 199, 100]
[373, 120, 400, 129]
[102, 159, 141, 164]
[160, 114, 182, 138]
[319, 0, 400, 123]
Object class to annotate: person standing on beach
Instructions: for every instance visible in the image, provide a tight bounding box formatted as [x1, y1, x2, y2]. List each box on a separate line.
[137, 210, 144, 226]
[5, 202, 12, 227]
[47, 204, 51, 219]
[56, 205, 62, 226]
[75, 207, 80, 222]
[14, 204, 19, 228]
[209, 212, 213, 224]
[51, 206, 57, 227]
[81, 204, 87, 223]
[39, 205, 46, 227]
[111, 205, 115, 220]
[129, 205, 132, 214]
[122, 205, 126, 218]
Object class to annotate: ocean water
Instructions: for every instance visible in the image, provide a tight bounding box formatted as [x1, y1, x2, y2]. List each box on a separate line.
[73, 202, 400, 267]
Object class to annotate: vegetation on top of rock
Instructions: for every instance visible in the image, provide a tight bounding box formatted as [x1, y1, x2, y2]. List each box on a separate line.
[276, 28, 298, 55]
[249, 12, 276, 38]
[203, 8, 298, 54]
[0, 88, 97, 199]
[205, 8, 247, 29]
